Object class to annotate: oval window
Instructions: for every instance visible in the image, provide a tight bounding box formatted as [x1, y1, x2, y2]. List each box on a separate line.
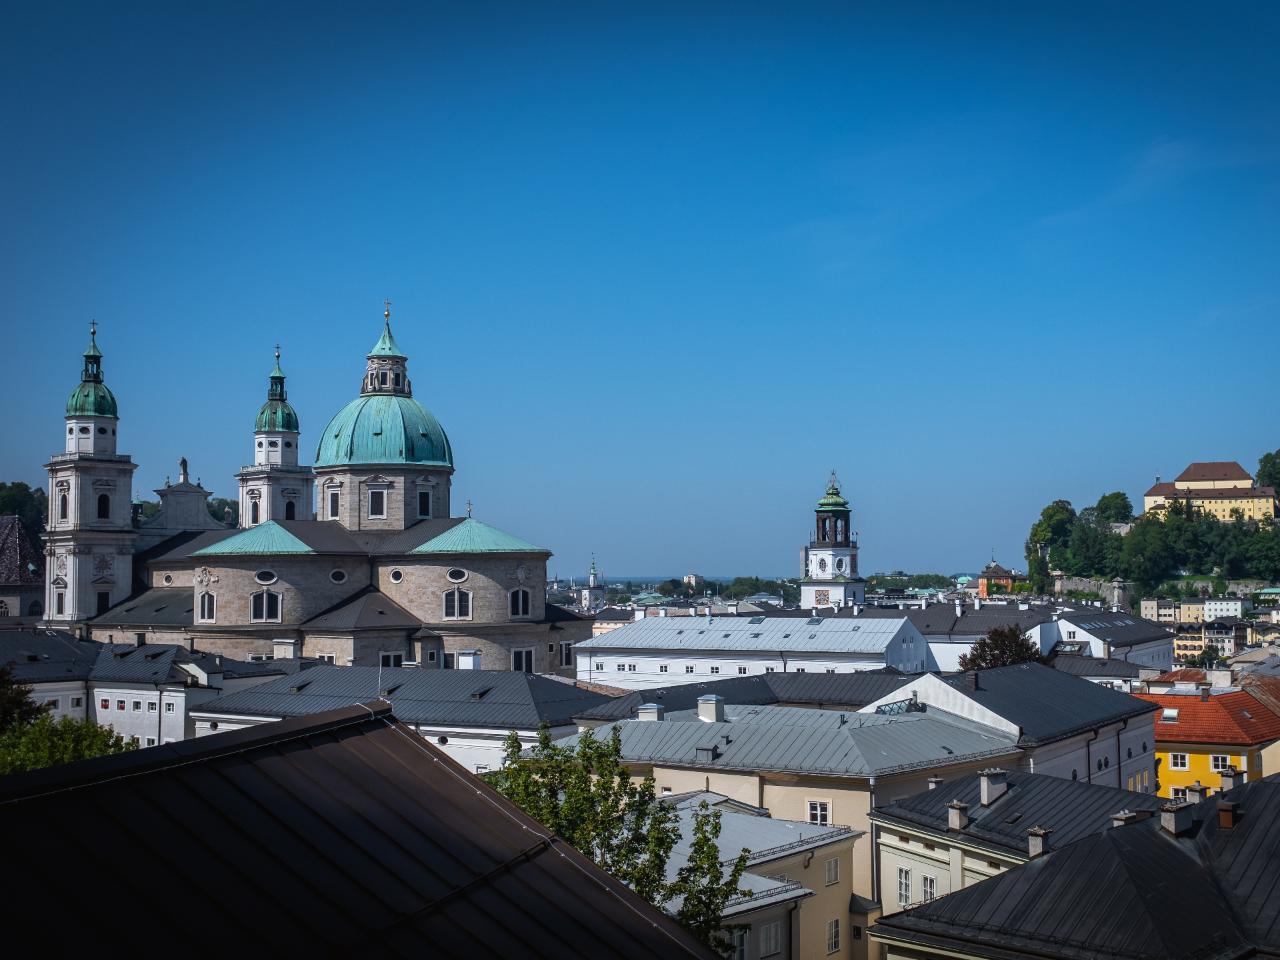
[163, 574, 173, 585]
[284, 441, 293, 448]
[389, 569, 403, 584]
[447, 568, 468, 583]
[437, 735, 448, 745]
[330, 570, 347, 584]
[97, 426, 107, 435]
[268, 440, 279, 449]
[255, 570, 277, 585]
[79, 426, 90, 435]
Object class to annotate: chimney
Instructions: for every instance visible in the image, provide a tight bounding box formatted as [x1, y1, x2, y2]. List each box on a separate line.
[979, 768, 1008, 806]
[1217, 801, 1239, 830]
[967, 670, 980, 691]
[955, 599, 963, 617]
[974, 597, 982, 610]
[659, 607, 667, 617]
[1200, 686, 1210, 702]
[637, 703, 664, 722]
[1185, 781, 1207, 804]
[946, 800, 969, 831]
[1026, 825, 1051, 858]
[1160, 800, 1195, 836]
[1110, 809, 1150, 829]
[697, 694, 725, 723]
[1208, 668, 1232, 688]
[1220, 766, 1238, 792]
[927, 775, 944, 791]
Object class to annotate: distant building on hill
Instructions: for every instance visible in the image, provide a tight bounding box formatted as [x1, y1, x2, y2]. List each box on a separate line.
[1143, 460, 1277, 522]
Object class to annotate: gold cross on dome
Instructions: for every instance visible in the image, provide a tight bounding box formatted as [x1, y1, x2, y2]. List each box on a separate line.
[384, 298, 392, 319]
[466, 499, 473, 518]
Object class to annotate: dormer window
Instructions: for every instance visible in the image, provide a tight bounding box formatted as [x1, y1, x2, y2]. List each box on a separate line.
[369, 490, 386, 518]
[380, 371, 388, 386]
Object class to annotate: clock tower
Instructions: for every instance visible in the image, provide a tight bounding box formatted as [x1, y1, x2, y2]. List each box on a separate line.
[799, 472, 864, 610]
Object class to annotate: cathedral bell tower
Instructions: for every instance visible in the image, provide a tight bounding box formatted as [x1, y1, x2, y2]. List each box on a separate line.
[44, 323, 138, 623]
[236, 347, 315, 526]
[799, 471, 864, 610]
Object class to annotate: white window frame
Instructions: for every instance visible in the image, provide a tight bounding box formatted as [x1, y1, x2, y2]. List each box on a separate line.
[759, 920, 781, 957]
[1211, 754, 1231, 772]
[921, 874, 937, 902]
[825, 857, 839, 886]
[443, 588, 472, 621]
[513, 647, 535, 673]
[198, 591, 216, 623]
[1172, 786, 1188, 801]
[509, 588, 531, 619]
[559, 641, 573, 668]
[164, 702, 175, 714]
[826, 918, 840, 954]
[250, 590, 282, 623]
[1170, 753, 1189, 770]
[808, 799, 831, 826]
[147, 701, 157, 713]
[368, 488, 387, 519]
[327, 489, 341, 519]
[897, 867, 912, 908]
[417, 489, 432, 518]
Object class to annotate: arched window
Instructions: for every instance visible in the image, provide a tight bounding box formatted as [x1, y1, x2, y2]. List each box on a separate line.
[0, 600, 9, 617]
[59, 494, 68, 521]
[198, 592, 216, 622]
[97, 494, 110, 519]
[250, 500, 260, 525]
[443, 589, 471, 620]
[250, 590, 281, 623]
[285, 501, 296, 520]
[509, 588, 530, 618]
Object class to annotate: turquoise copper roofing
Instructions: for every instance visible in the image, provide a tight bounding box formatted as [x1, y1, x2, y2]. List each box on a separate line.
[192, 521, 315, 557]
[315, 393, 452, 468]
[66, 322, 118, 418]
[255, 348, 300, 433]
[411, 518, 547, 555]
[368, 316, 406, 358]
[816, 471, 850, 511]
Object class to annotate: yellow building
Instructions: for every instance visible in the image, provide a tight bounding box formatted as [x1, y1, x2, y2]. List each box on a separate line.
[1135, 690, 1280, 799]
[1143, 460, 1277, 521]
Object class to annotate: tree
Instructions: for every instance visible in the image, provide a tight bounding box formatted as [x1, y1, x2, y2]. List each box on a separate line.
[958, 625, 1043, 671]
[0, 481, 48, 551]
[1029, 500, 1077, 550]
[491, 726, 748, 946]
[0, 713, 134, 775]
[0, 664, 47, 734]
[1095, 491, 1134, 524]
[208, 497, 239, 525]
[1259, 449, 1280, 491]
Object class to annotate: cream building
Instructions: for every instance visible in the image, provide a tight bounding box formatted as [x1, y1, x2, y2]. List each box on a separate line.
[1143, 460, 1277, 521]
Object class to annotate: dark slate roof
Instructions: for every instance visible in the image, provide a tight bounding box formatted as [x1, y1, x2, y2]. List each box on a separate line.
[136, 529, 239, 564]
[301, 587, 421, 631]
[871, 770, 1165, 858]
[347, 518, 468, 555]
[0, 703, 716, 959]
[193, 666, 612, 729]
[595, 607, 636, 622]
[0, 629, 102, 682]
[0, 515, 42, 585]
[1057, 610, 1172, 649]
[942, 662, 1158, 746]
[90, 587, 193, 627]
[90, 644, 191, 685]
[870, 776, 1280, 960]
[573, 670, 913, 723]
[855, 604, 1054, 638]
[1048, 654, 1142, 679]
[545, 603, 588, 623]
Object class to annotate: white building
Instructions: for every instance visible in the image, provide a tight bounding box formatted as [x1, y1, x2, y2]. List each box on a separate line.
[799, 473, 865, 610]
[574, 614, 932, 690]
[1047, 610, 1174, 671]
[1204, 598, 1253, 620]
[858, 663, 1159, 792]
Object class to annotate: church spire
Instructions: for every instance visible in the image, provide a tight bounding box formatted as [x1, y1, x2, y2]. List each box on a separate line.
[66, 320, 118, 419]
[254, 345, 299, 435]
[362, 300, 412, 396]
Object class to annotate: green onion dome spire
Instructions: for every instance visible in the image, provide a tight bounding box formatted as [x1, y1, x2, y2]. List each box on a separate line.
[254, 345, 300, 433]
[816, 470, 850, 511]
[65, 320, 119, 418]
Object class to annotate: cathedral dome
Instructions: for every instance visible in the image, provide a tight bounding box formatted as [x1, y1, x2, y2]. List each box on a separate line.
[314, 394, 453, 468]
[66, 380, 118, 418]
[255, 398, 299, 433]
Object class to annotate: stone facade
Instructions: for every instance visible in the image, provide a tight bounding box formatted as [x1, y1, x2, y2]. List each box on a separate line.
[315, 468, 452, 530]
[192, 556, 370, 629]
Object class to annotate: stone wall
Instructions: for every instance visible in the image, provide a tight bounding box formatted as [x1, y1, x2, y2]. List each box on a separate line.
[375, 554, 546, 625]
[192, 555, 370, 627]
[314, 467, 452, 530]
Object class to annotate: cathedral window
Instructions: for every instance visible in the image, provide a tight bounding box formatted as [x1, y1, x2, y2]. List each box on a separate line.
[251, 590, 282, 622]
[328, 490, 340, 519]
[512, 648, 534, 673]
[59, 494, 68, 521]
[509, 589, 531, 618]
[380, 371, 389, 386]
[447, 568, 468, 583]
[285, 501, 296, 520]
[443, 589, 471, 620]
[389, 569, 403, 583]
[97, 494, 110, 519]
[418, 490, 431, 518]
[198, 592, 216, 622]
[249, 500, 260, 525]
[0, 600, 7, 617]
[329, 570, 347, 583]
[55, 592, 65, 615]
[254, 570, 277, 584]
[368, 490, 386, 518]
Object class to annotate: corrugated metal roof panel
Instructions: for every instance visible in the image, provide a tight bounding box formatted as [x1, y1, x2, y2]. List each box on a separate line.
[575, 615, 916, 654]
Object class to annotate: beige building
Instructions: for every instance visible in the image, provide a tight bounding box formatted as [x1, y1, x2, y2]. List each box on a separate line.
[1143, 460, 1277, 521]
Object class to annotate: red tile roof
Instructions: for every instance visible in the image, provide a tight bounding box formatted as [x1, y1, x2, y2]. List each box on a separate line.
[1175, 461, 1253, 483]
[1135, 691, 1280, 747]
[1155, 668, 1206, 683]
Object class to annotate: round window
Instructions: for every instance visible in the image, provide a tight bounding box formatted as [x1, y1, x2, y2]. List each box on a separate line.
[330, 570, 347, 584]
[268, 440, 279, 449]
[97, 427, 107, 435]
[437, 736, 448, 745]
[257, 441, 263, 448]
[163, 574, 173, 585]
[835, 558, 845, 572]
[389, 569, 403, 583]
[284, 441, 293, 448]
[210, 721, 219, 731]
[255, 570, 277, 585]
[447, 568, 468, 583]
[79, 426, 90, 434]
[67, 427, 73, 435]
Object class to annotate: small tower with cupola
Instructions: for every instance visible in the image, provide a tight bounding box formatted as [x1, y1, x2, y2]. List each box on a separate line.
[578, 556, 606, 613]
[799, 471, 864, 610]
[236, 347, 314, 526]
[44, 323, 138, 623]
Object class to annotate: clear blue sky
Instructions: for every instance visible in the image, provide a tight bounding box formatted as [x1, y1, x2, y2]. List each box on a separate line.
[2, 2, 1277, 578]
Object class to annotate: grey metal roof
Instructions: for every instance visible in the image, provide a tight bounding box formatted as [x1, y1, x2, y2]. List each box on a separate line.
[0, 629, 101, 683]
[941, 662, 1158, 746]
[1057, 610, 1173, 648]
[1048, 654, 1142, 679]
[871, 776, 1280, 959]
[575, 615, 918, 654]
[193, 666, 611, 729]
[0, 703, 717, 959]
[91, 587, 193, 627]
[301, 587, 421, 631]
[563, 708, 1020, 778]
[90, 644, 191, 685]
[854, 604, 1054, 638]
[871, 770, 1165, 858]
[573, 670, 913, 723]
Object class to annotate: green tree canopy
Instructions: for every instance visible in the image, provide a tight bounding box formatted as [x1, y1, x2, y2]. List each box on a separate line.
[490, 726, 748, 947]
[957, 625, 1044, 671]
[0, 481, 48, 552]
[1095, 491, 1134, 524]
[0, 664, 47, 734]
[1258, 449, 1280, 490]
[0, 713, 134, 775]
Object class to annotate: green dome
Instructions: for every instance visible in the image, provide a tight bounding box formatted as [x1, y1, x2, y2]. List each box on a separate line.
[816, 472, 849, 511]
[66, 381, 118, 418]
[315, 394, 452, 468]
[255, 399, 299, 433]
